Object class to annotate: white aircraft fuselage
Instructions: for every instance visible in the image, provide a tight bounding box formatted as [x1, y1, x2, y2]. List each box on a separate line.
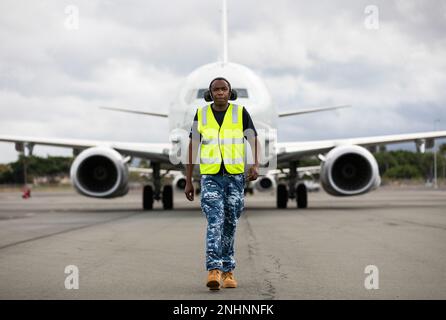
[168, 61, 277, 174]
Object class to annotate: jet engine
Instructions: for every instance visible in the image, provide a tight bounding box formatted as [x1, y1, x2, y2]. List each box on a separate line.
[173, 174, 187, 191]
[70, 147, 129, 198]
[253, 174, 276, 192]
[320, 145, 381, 196]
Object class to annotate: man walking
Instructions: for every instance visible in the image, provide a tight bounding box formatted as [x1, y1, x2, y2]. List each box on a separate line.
[185, 77, 259, 290]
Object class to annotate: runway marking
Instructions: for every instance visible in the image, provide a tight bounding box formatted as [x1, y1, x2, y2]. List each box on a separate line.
[0, 212, 142, 251]
[0, 213, 35, 220]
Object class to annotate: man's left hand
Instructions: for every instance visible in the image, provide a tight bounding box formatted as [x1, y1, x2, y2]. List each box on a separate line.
[247, 165, 259, 181]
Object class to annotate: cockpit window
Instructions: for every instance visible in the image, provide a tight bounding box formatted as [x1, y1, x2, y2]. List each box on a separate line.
[197, 89, 208, 99]
[196, 88, 249, 99]
[233, 88, 248, 98]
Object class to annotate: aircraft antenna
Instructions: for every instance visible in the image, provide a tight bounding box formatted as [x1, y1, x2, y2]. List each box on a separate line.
[221, 0, 228, 64]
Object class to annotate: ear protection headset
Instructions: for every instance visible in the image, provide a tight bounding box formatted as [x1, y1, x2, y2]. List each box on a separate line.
[204, 77, 237, 102]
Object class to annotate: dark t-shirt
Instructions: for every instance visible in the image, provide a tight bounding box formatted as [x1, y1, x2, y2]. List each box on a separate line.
[189, 104, 258, 175]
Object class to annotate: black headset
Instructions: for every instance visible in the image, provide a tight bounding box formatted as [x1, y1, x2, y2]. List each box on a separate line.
[204, 77, 237, 102]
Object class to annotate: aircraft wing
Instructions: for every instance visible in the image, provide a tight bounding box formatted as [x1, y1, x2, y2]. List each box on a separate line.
[0, 134, 172, 165]
[278, 105, 351, 117]
[99, 106, 169, 118]
[276, 130, 446, 163]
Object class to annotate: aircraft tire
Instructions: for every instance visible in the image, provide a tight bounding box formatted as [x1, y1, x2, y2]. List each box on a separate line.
[143, 185, 154, 210]
[277, 184, 288, 209]
[162, 185, 173, 210]
[296, 183, 308, 209]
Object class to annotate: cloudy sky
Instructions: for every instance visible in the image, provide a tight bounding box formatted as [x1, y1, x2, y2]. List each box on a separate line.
[1, 0, 445, 163]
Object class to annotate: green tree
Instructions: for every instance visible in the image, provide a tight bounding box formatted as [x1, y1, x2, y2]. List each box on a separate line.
[0, 164, 13, 183]
[374, 152, 398, 175]
[439, 143, 446, 156]
[383, 164, 422, 179]
[1, 155, 73, 184]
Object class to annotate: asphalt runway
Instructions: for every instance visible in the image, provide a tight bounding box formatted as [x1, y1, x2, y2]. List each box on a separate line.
[0, 186, 445, 299]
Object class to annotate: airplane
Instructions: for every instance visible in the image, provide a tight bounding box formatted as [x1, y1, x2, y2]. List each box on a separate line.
[1, 0, 446, 210]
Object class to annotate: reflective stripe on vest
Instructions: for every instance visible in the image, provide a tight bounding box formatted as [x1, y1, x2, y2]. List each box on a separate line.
[202, 137, 244, 145]
[197, 103, 245, 174]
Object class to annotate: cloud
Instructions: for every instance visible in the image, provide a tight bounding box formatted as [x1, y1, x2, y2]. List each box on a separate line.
[1, 0, 446, 164]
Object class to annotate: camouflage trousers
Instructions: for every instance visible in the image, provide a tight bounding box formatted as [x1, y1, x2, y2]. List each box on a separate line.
[200, 173, 245, 272]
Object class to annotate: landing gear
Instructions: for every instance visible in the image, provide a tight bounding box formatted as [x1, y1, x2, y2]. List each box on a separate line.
[296, 183, 308, 208]
[143, 185, 153, 210]
[142, 162, 174, 210]
[277, 184, 288, 208]
[244, 187, 254, 195]
[162, 185, 173, 209]
[275, 160, 309, 209]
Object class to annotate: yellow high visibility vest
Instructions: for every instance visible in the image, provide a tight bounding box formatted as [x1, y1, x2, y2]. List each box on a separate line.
[197, 103, 245, 174]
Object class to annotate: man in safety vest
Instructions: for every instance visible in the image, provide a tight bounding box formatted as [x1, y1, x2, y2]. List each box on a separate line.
[185, 77, 260, 290]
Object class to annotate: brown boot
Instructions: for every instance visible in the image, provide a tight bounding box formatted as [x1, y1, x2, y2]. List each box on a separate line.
[206, 269, 221, 290]
[222, 271, 237, 288]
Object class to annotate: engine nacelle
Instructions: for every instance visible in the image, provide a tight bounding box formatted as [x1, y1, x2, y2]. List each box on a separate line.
[253, 175, 276, 192]
[320, 145, 381, 196]
[70, 147, 129, 198]
[173, 174, 187, 191]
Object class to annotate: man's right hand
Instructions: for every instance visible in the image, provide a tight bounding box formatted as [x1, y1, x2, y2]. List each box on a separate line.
[184, 181, 194, 201]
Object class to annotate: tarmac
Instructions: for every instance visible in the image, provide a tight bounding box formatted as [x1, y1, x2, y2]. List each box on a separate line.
[0, 186, 445, 299]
